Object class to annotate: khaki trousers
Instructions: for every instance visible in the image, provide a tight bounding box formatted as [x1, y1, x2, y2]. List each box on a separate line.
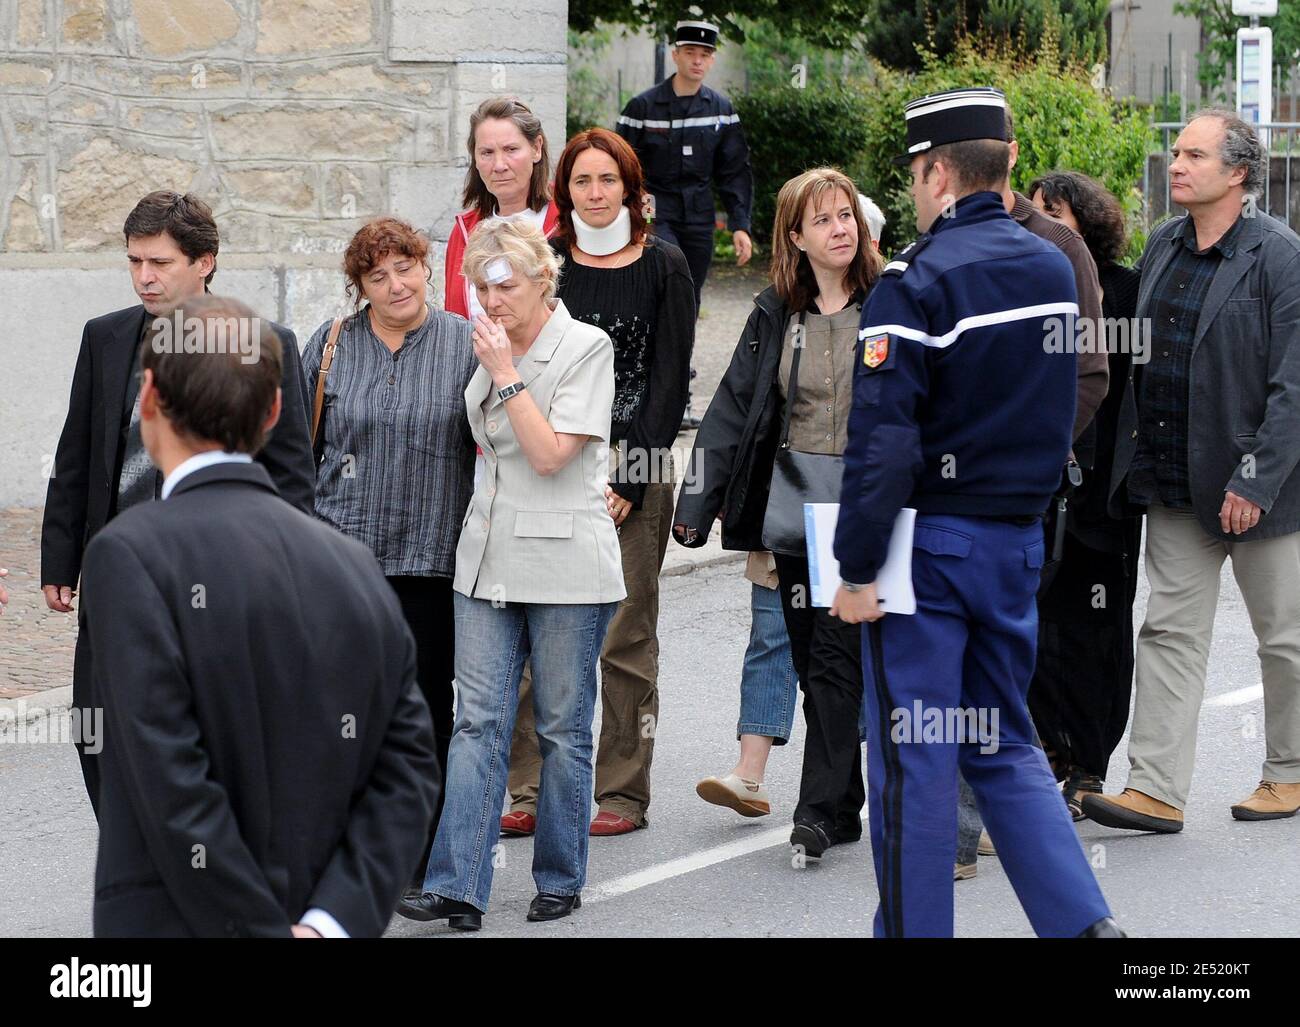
[507, 477, 675, 825]
[1127, 503, 1300, 809]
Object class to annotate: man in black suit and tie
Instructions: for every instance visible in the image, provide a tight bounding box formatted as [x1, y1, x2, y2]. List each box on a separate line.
[40, 191, 316, 812]
[81, 294, 439, 937]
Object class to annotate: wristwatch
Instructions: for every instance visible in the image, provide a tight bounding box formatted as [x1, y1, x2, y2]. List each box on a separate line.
[841, 580, 871, 593]
[497, 380, 526, 402]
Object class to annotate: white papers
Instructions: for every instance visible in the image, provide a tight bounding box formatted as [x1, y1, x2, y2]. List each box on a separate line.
[804, 504, 916, 615]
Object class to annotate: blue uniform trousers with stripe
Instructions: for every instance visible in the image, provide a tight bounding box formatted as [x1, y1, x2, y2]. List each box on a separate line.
[860, 514, 1112, 937]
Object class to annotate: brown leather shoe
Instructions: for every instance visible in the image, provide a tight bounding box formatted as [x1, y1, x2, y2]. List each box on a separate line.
[1080, 789, 1184, 833]
[1231, 780, 1300, 821]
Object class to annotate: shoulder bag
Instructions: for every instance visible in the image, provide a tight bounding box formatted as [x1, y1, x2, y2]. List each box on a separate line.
[760, 310, 846, 556]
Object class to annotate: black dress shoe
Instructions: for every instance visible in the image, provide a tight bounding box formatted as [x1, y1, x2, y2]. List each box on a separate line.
[526, 892, 581, 922]
[1077, 916, 1128, 938]
[790, 821, 832, 860]
[396, 893, 482, 931]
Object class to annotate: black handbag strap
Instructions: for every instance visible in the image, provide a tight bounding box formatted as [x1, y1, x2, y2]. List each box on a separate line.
[778, 310, 808, 450]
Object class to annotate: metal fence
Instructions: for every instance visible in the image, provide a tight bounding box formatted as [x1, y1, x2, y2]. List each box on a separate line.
[1146, 121, 1300, 231]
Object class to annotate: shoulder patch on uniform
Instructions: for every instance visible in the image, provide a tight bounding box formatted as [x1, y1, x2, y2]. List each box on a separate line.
[861, 334, 889, 368]
[881, 232, 932, 276]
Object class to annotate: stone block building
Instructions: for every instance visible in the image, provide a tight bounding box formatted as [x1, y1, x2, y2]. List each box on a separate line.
[0, 0, 567, 506]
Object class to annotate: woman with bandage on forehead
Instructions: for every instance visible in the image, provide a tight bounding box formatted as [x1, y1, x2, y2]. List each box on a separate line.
[398, 216, 624, 931]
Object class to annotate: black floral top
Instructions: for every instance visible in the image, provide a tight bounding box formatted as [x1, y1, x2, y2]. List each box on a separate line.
[552, 236, 696, 505]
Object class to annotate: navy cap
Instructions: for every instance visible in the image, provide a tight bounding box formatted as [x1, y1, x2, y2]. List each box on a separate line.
[675, 20, 719, 49]
[893, 87, 1009, 166]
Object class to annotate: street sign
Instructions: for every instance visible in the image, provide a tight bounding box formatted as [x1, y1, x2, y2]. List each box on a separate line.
[1237, 26, 1273, 140]
[1232, 0, 1278, 16]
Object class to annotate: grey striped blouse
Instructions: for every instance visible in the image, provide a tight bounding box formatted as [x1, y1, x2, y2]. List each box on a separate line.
[301, 305, 477, 578]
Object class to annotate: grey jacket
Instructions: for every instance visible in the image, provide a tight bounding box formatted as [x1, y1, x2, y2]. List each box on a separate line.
[1110, 208, 1300, 540]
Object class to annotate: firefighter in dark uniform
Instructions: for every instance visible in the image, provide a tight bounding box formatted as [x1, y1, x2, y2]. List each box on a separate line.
[829, 87, 1124, 938]
[616, 20, 753, 426]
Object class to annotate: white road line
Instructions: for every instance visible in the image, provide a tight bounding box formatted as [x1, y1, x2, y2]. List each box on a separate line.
[1206, 684, 1264, 707]
[585, 814, 868, 904]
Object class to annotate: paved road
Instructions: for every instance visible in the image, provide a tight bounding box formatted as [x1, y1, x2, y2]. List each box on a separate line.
[2, 551, 1296, 938]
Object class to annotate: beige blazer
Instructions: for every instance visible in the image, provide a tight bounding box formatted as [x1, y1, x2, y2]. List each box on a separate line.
[453, 301, 626, 605]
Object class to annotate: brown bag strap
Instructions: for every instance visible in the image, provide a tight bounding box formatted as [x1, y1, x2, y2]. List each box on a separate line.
[310, 316, 344, 448]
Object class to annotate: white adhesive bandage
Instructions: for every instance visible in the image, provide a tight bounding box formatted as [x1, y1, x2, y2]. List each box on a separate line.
[484, 258, 513, 285]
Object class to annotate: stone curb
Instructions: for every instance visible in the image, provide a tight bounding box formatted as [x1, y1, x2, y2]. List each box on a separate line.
[661, 549, 745, 578]
[0, 685, 74, 722]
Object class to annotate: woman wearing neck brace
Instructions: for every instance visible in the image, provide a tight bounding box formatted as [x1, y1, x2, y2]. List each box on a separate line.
[499, 128, 696, 838]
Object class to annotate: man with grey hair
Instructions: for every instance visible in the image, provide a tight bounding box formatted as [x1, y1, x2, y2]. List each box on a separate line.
[1086, 109, 1300, 831]
[858, 192, 886, 248]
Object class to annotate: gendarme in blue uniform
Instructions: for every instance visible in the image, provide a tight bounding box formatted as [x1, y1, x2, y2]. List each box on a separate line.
[616, 76, 752, 308]
[834, 182, 1115, 936]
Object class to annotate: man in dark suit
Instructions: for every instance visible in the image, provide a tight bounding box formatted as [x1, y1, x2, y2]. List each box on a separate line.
[81, 294, 438, 937]
[40, 191, 315, 813]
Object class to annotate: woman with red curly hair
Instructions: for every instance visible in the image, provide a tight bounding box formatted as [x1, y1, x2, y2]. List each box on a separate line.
[301, 216, 477, 891]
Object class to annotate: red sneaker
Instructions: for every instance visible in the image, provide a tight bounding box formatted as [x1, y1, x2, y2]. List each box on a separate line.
[500, 811, 536, 837]
[589, 811, 641, 836]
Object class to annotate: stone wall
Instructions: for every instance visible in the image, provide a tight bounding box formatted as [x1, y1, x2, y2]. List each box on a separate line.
[0, 0, 567, 506]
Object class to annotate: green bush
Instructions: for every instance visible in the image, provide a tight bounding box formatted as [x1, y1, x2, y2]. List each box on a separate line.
[735, 36, 1155, 260]
[733, 83, 879, 247]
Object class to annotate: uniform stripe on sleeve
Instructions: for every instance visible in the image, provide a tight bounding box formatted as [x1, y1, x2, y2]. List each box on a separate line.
[859, 301, 1079, 349]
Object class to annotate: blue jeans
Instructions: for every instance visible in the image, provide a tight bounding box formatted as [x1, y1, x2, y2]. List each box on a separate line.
[423, 593, 618, 912]
[736, 583, 798, 742]
[956, 774, 982, 866]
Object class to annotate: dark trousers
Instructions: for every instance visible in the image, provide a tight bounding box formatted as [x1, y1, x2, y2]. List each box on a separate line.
[388, 574, 456, 884]
[773, 553, 866, 840]
[652, 219, 714, 311]
[1028, 525, 1140, 779]
[72, 614, 100, 818]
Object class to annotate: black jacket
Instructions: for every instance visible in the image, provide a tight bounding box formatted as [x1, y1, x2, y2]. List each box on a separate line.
[674, 285, 790, 550]
[82, 462, 439, 938]
[41, 304, 316, 589]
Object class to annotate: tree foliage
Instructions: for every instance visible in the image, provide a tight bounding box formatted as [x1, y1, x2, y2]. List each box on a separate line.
[736, 34, 1154, 259]
[862, 0, 1107, 72]
[571, 0, 1108, 72]
[732, 15, 876, 91]
[568, 1, 866, 49]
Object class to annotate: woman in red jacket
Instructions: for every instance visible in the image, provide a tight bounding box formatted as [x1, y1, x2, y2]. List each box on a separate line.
[445, 96, 560, 318]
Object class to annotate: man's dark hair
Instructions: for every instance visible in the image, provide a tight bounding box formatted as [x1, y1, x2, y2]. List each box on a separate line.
[1027, 170, 1128, 265]
[123, 191, 220, 285]
[140, 295, 282, 454]
[923, 139, 1012, 194]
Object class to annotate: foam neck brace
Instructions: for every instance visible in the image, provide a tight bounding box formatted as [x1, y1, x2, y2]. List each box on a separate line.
[571, 206, 632, 256]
